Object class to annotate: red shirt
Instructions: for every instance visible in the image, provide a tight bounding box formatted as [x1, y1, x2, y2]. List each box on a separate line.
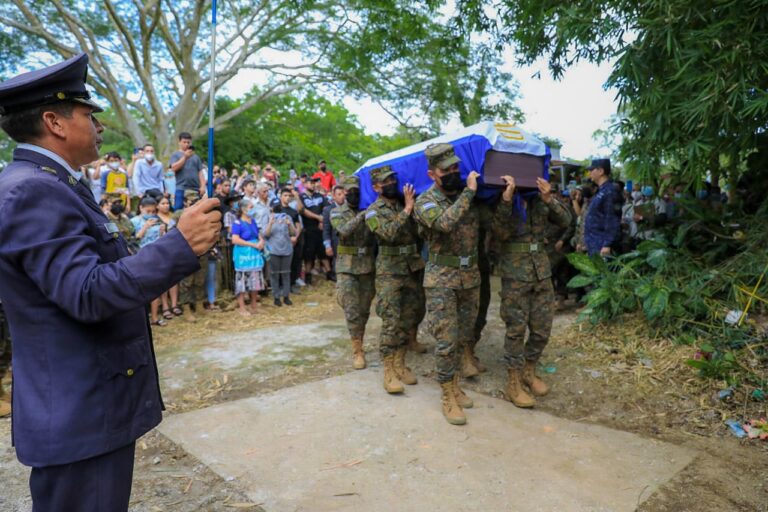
[312, 170, 336, 193]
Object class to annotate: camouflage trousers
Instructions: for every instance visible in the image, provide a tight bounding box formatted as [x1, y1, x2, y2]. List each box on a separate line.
[336, 272, 376, 339]
[179, 256, 207, 305]
[500, 277, 554, 369]
[0, 305, 10, 380]
[375, 271, 425, 356]
[426, 286, 480, 383]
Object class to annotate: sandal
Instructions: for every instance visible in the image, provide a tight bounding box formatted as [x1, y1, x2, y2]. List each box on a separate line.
[162, 309, 174, 320]
[152, 319, 167, 327]
[172, 306, 183, 316]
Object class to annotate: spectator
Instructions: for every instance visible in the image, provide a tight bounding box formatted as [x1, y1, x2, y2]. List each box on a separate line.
[241, 177, 256, 201]
[130, 197, 168, 326]
[278, 183, 306, 291]
[262, 163, 279, 188]
[103, 197, 136, 253]
[100, 151, 131, 210]
[215, 180, 234, 215]
[264, 188, 299, 307]
[176, 190, 207, 321]
[252, 182, 272, 231]
[130, 143, 165, 198]
[164, 166, 176, 203]
[296, 173, 309, 194]
[169, 132, 204, 210]
[633, 185, 669, 241]
[322, 185, 346, 282]
[300, 176, 331, 285]
[86, 160, 102, 201]
[584, 158, 621, 257]
[337, 170, 346, 187]
[312, 159, 336, 194]
[156, 196, 182, 318]
[231, 198, 267, 316]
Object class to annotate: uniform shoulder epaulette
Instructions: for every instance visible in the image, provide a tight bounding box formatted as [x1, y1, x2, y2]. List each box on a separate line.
[40, 166, 57, 175]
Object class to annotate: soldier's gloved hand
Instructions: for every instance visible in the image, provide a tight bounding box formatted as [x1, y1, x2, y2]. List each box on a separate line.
[177, 198, 222, 256]
[466, 171, 480, 191]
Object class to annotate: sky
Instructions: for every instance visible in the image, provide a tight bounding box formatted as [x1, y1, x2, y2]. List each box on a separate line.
[227, 55, 619, 162]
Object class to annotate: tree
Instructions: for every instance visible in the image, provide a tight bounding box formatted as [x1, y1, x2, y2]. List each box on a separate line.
[455, 0, 768, 184]
[0, 1, 521, 158]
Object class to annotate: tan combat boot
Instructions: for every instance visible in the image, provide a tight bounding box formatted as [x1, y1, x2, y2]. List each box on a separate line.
[505, 368, 535, 408]
[407, 331, 428, 354]
[440, 381, 466, 425]
[522, 361, 550, 397]
[0, 383, 10, 418]
[468, 341, 487, 373]
[461, 345, 480, 378]
[351, 337, 366, 370]
[383, 354, 405, 394]
[452, 374, 473, 409]
[394, 346, 418, 385]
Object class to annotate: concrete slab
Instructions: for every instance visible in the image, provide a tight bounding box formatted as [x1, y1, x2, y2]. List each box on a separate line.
[159, 371, 696, 512]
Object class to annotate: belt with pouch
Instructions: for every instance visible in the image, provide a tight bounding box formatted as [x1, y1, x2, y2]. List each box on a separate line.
[379, 244, 418, 256]
[337, 245, 373, 256]
[428, 252, 478, 269]
[502, 242, 541, 253]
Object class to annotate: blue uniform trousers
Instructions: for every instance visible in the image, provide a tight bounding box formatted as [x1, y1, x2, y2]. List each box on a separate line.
[30, 442, 136, 512]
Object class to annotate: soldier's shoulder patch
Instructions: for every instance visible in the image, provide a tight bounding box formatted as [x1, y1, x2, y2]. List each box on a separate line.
[365, 209, 379, 231]
[330, 210, 342, 218]
[365, 210, 377, 219]
[422, 201, 438, 210]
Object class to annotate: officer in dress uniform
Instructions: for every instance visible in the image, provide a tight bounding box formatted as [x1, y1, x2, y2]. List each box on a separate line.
[0, 53, 221, 511]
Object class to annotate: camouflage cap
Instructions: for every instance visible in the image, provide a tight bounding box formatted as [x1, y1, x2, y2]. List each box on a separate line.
[344, 174, 361, 190]
[369, 165, 396, 183]
[424, 142, 460, 170]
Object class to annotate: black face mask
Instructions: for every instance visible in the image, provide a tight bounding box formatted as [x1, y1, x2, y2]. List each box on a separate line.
[110, 203, 125, 216]
[346, 190, 360, 208]
[381, 183, 399, 199]
[439, 171, 464, 194]
[320, 165, 327, 171]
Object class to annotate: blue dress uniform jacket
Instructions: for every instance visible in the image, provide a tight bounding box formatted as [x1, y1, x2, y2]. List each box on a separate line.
[584, 181, 622, 256]
[0, 148, 201, 467]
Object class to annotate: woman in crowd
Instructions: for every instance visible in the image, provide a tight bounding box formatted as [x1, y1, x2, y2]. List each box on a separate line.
[131, 197, 169, 326]
[231, 198, 267, 316]
[264, 188, 298, 307]
[157, 196, 183, 319]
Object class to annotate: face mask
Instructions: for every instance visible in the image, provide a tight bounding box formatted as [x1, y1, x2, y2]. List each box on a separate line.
[144, 153, 155, 162]
[108, 161, 120, 170]
[381, 183, 399, 199]
[346, 190, 360, 208]
[110, 203, 124, 216]
[248, 207, 257, 217]
[320, 165, 327, 171]
[142, 214, 156, 220]
[439, 171, 464, 194]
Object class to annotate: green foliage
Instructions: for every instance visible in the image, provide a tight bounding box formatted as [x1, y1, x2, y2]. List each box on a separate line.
[456, 0, 768, 184]
[567, 201, 768, 388]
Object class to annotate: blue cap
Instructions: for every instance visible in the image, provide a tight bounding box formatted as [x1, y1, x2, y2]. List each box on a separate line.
[586, 158, 611, 175]
[0, 53, 103, 115]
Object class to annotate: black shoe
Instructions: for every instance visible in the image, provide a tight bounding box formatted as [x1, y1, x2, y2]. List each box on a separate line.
[326, 271, 336, 282]
[305, 274, 313, 286]
[274, 298, 282, 307]
[283, 297, 293, 306]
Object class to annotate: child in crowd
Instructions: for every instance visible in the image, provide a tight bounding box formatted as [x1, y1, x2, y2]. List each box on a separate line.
[231, 198, 266, 316]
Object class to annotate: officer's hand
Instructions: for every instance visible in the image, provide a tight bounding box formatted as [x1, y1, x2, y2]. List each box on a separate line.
[177, 198, 222, 256]
[537, 177, 552, 203]
[403, 183, 416, 212]
[466, 171, 480, 191]
[600, 246, 612, 256]
[501, 175, 516, 202]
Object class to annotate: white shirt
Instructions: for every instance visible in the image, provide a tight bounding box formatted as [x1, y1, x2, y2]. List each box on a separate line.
[17, 143, 81, 180]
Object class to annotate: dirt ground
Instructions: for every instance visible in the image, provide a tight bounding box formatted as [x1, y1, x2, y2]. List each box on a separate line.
[1, 278, 766, 511]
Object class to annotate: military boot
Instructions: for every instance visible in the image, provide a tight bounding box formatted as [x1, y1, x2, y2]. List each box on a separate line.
[351, 337, 366, 370]
[452, 373, 473, 409]
[383, 354, 404, 394]
[0, 383, 10, 418]
[407, 331, 428, 354]
[440, 381, 466, 425]
[505, 368, 535, 408]
[468, 341, 487, 373]
[461, 345, 480, 378]
[522, 361, 550, 397]
[394, 347, 418, 385]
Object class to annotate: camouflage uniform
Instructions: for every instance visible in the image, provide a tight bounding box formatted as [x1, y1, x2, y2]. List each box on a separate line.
[365, 173, 425, 356]
[493, 194, 571, 369]
[331, 177, 376, 339]
[413, 148, 480, 384]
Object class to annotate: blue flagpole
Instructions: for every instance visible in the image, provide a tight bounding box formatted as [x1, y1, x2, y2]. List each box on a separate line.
[207, 0, 217, 198]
